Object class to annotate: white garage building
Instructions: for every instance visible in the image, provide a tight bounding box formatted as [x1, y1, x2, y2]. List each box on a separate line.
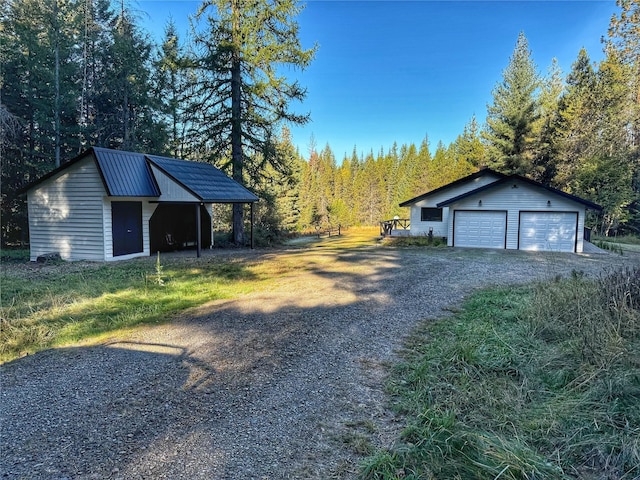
[397, 169, 601, 253]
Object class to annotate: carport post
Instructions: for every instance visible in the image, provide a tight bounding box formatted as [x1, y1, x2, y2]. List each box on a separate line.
[210, 204, 215, 248]
[196, 203, 202, 258]
[250, 202, 254, 250]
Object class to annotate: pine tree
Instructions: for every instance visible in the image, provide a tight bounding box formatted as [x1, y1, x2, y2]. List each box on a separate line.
[251, 126, 302, 242]
[532, 58, 564, 184]
[555, 48, 598, 189]
[452, 115, 486, 168]
[191, 0, 316, 244]
[483, 32, 540, 175]
[154, 21, 193, 158]
[96, 5, 165, 151]
[585, 49, 636, 234]
[605, 0, 640, 233]
[0, 0, 82, 244]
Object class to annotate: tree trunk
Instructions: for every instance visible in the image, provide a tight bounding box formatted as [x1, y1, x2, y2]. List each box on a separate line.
[54, 0, 60, 167]
[230, 0, 244, 245]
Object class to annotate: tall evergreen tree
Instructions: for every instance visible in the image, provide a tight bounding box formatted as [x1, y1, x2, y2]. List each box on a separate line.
[251, 126, 302, 242]
[96, 5, 165, 151]
[452, 115, 486, 168]
[191, 0, 316, 244]
[607, 0, 640, 115]
[584, 49, 636, 234]
[605, 0, 640, 233]
[483, 32, 540, 175]
[0, 0, 82, 244]
[532, 58, 564, 184]
[555, 48, 598, 189]
[154, 21, 194, 158]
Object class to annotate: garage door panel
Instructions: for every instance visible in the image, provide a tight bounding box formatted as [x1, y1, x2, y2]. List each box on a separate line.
[519, 212, 577, 252]
[454, 211, 506, 248]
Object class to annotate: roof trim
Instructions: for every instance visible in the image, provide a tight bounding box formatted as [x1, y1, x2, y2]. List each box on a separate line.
[436, 174, 603, 210]
[398, 168, 506, 207]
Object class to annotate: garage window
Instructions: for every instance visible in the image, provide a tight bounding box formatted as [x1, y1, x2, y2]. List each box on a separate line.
[421, 207, 443, 222]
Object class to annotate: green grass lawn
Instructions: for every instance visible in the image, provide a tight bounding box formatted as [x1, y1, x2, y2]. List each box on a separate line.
[592, 234, 640, 253]
[591, 234, 640, 246]
[361, 268, 640, 480]
[0, 228, 382, 363]
[3, 235, 639, 479]
[0, 253, 267, 362]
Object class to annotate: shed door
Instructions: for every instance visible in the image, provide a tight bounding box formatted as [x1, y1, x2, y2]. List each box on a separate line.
[519, 212, 577, 252]
[112, 201, 143, 256]
[453, 210, 506, 249]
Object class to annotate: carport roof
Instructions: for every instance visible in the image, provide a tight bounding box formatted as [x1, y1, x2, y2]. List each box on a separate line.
[147, 154, 258, 203]
[20, 147, 259, 203]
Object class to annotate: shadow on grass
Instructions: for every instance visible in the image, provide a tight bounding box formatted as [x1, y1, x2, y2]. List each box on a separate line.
[0, 257, 259, 361]
[0, 246, 405, 479]
[2, 239, 636, 478]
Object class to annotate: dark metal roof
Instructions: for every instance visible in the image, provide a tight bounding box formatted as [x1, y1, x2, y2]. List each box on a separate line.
[398, 168, 506, 207]
[436, 174, 602, 210]
[147, 155, 259, 203]
[20, 147, 258, 204]
[93, 147, 161, 197]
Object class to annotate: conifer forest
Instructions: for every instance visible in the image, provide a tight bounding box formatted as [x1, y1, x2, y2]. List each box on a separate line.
[1, 0, 639, 246]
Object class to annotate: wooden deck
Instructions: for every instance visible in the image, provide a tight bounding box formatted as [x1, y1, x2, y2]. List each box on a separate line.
[380, 218, 410, 236]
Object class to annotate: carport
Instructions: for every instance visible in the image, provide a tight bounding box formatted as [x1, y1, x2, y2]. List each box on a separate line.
[146, 154, 259, 257]
[21, 147, 259, 261]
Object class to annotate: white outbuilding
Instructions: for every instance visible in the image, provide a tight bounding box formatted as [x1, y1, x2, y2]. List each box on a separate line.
[21, 147, 259, 261]
[396, 168, 602, 253]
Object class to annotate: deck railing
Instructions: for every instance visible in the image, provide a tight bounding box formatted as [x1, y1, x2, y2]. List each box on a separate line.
[380, 218, 410, 236]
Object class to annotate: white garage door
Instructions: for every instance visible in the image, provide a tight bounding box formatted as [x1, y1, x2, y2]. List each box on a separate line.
[519, 212, 577, 252]
[453, 211, 507, 249]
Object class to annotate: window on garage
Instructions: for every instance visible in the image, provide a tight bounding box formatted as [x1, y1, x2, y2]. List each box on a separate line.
[421, 207, 443, 222]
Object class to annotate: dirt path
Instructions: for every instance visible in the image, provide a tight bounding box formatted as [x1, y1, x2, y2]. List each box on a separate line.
[2, 243, 637, 479]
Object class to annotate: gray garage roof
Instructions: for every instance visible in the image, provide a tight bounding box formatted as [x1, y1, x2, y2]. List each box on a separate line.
[21, 147, 258, 204]
[436, 173, 602, 210]
[398, 168, 506, 207]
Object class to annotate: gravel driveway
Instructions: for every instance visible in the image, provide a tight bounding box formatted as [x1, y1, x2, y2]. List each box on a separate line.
[2, 244, 637, 479]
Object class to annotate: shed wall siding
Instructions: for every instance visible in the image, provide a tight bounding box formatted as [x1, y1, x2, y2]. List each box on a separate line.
[444, 181, 586, 252]
[103, 199, 158, 261]
[150, 165, 199, 202]
[409, 175, 501, 236]
[27, 157, 106, 261]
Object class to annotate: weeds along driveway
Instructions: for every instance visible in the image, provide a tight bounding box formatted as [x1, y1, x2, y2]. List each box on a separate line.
[2, 244, 638, 480]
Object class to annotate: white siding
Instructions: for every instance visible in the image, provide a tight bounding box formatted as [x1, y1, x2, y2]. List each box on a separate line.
[103, 199, 158, 261]
[444, 180, 586, 252]
[27, 157, 106, 261]
[408, 174, 502, 236]
[150, 165, 199, 202]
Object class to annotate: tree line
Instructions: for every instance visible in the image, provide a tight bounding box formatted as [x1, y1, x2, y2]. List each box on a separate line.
[1, 0, 638, 247]
[295, 6, 639, 238]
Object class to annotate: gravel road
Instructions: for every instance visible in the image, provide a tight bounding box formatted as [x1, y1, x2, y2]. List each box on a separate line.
[2, 245, 637, 479]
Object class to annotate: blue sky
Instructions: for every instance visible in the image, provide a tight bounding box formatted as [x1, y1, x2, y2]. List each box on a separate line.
[138, 1, 618, 160]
